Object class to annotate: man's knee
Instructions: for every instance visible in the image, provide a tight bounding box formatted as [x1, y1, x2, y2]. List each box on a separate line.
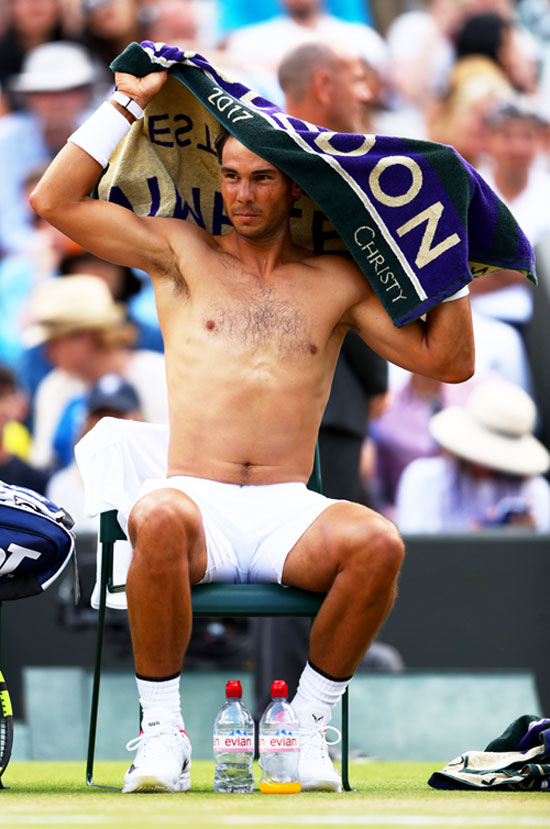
[338, 508, 404, 583]
[128, 488, 203, 562]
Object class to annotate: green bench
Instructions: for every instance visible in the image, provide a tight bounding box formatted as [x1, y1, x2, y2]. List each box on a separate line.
[87, 509, 351, 789]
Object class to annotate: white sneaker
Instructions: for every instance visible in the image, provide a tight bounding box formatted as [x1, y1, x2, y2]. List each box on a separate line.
[122, 707, 191, 793]
[296, 704, 342, 792]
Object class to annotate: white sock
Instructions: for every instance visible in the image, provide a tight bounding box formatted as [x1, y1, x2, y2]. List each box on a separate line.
[136, 675, 184, 729]
[291, 660, 351, 724]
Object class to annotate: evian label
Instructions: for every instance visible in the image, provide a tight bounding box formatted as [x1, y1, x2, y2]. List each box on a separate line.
[213, 731, 253, 752]
[259, 731, 299, 753]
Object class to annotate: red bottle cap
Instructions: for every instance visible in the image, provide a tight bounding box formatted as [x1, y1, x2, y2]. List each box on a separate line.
[225, 680, 242, 698]
[271, 679, 288, 698]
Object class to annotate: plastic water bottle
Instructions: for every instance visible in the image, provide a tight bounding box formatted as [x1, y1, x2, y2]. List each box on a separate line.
[213, 680, 255, 793]
[259, 679, 301, 794]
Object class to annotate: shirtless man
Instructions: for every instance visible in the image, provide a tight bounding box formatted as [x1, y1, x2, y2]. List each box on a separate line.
[30, 67, 475, 794]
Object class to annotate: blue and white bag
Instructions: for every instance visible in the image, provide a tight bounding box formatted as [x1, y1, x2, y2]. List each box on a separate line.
[0, 482, 77, 601]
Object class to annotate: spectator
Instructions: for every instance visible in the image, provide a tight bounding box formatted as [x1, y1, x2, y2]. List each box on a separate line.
[0, 0, 74, 97]
[0, 364, 51, 493]
[454, 11, 539, 95]
[369, 309, 534, 518]
[139, 0, 205, 51]
[0, 213, 161, 403]
[382, 0, 467, 137]
[218, 0, 373, 39]
[47, 372, 143, 532]
[0, 164, 83, 374]
[426, 6, 541, 153]
[426, 54, 513, 164]
[81, 0, 144, 74]
[395, 378, 550, 533]
[59, 251, 163, 353]
[518, 0, 550, 118]
[470, 97, 550, 338]
[23, 274, 168, 470]
[0, 41, 98, 254]
[279, 39, 372, 133]
[223, 0, 388, 85]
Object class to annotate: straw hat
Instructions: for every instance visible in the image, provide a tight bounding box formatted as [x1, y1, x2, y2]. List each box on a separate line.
[429, 379, 550, 477]
[24, 275, 125, 347]
[10, 42, 97, 94]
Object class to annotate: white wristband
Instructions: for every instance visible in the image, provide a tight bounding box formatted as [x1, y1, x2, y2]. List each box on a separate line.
[441, 284, 470, 303]
[110, 90, 144, 120]
[68, 101, 132, 168]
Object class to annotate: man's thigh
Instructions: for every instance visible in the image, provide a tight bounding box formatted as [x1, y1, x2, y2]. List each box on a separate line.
[128, 483, 209, 584]
[281, 501, 388, 592]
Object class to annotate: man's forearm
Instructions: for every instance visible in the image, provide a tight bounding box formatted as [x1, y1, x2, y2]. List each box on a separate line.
[30, 71, 166, 223]
[30, 99, 138, 221]
[68, 100, 137, 168]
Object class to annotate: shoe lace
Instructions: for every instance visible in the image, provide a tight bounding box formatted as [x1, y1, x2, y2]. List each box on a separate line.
[126, 732, 145, 753]
[125, 728, 186, 757]
[301, 724, 341, 761]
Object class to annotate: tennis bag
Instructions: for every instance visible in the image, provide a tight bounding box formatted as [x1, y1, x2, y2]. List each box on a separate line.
[0, 481, 77, 601]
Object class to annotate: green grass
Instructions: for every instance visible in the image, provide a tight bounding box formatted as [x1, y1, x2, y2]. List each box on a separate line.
[0, 761, 549, 828]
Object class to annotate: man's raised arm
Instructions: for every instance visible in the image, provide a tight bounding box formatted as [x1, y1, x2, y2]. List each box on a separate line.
[30, 70, 173, 273]
[349, 282, 475, 384]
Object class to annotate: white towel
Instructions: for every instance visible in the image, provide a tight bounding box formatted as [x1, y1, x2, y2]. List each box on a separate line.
[74, 417, 169, 609]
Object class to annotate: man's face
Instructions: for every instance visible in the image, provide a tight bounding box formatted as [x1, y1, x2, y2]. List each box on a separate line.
[26, 87, 90, 151]
[12, 0, 59, 38]
[86, 0, 136, 38]
[45, 330, 96, 376]
[283, 0, 320, 21]
[488, 117, 541, 175]
[326, 56, 372, 134]
[220, 137, 299, 242]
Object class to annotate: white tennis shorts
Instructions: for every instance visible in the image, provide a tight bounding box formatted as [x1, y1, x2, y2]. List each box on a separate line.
[136, 476, 344, 584]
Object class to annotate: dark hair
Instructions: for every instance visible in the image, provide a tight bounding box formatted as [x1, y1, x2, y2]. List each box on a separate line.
[214, 125, 231, 163]
[455, 13, 512, 67]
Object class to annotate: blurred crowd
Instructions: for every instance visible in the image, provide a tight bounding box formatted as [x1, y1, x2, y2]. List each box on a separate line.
[0, 0, 549, 537]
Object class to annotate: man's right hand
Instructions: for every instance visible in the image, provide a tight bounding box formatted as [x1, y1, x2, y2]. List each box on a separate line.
[114, 70, 168, 111]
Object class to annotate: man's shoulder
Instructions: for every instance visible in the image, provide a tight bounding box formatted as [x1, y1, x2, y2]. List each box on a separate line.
[149, 215, 216, 243]
[307, 250, 362, 273]
[306, 251, 370, 295]
[149, 216, 221, 266]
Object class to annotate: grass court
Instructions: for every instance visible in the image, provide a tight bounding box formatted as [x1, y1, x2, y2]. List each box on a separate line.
[1, 761, 549, 828]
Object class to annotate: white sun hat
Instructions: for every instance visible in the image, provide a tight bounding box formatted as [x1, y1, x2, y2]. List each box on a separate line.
[24, 275, 125, 347]
[429, 378, 550, 477]
[10, 42, 97, 94]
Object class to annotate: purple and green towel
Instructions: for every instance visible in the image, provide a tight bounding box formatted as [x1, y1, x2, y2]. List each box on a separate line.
[429, 715, 550, 791]
[103, 40, 536, 327]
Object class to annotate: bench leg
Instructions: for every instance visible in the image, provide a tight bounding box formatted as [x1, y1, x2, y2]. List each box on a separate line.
[341, 685, 351, 791]
[86, 542, 111, 787]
